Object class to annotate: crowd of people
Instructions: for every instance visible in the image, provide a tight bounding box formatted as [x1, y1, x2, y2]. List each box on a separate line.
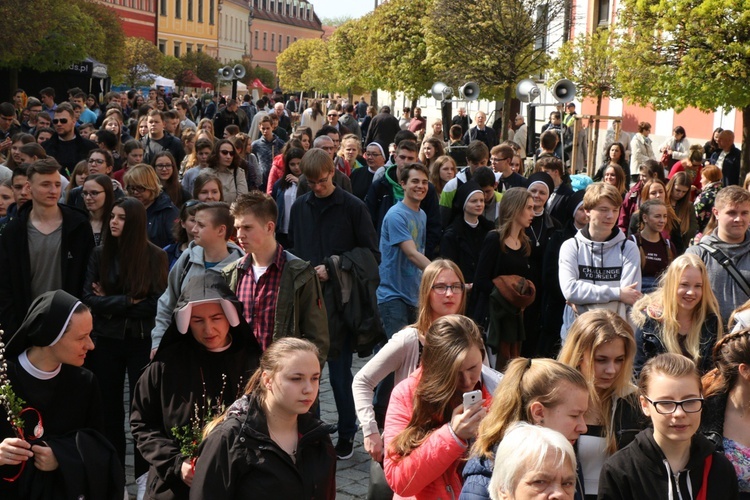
[0, 85, 749, 500]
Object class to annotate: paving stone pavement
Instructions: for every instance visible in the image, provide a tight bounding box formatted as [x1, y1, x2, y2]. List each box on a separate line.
[124, 353, 374, 499]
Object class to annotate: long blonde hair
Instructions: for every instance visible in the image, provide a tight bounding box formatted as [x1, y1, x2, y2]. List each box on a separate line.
[496, 187, 532, 256]
[558, 310, 637, 454]
[412, 259, 466, 335]
[388, 315, 484, 459]
[472, 358, 587, 459]
[632, 254, 723, 364]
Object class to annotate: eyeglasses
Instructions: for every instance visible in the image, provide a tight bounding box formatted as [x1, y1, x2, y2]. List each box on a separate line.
[88, 158, 105, 165]
[52, 118, 69, 124]
[431, 284, 465, 295]
[490, 157, 509, 163]
[82, 190, 104, 198]
[219, 149, 235, 156]
[644, 396, 704, 414]
[154, 163, 173, 169]
[126, 185, 148, 194]
[365, 152, 382, 157]
[307, 176, 330, 187]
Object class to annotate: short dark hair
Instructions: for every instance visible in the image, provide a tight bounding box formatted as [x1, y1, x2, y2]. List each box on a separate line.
[225, 124, 240, 136]
[540, 130, 559, 150]
[449, 125, 463, 140]
[231, 191, 278, 224]
[396, 140, 419, 154]
[345, 104, 354, 113]
[393, 129, 417, 146]
[148, 109, 165, 121]
[537, 156, 563, 177]
[27, 158, 62, 180]
[473, 166, 496, 188]
[12, 164, 29, 182]
[0, 102, 15, 117]
[95, 129, 118, 150]
[73, 91, 86, 101]
[40, 87, 55, 98]
[316, 125, 339, 139]
[398, 162, 429, 183]
[194, 201, 234, 241]
[55, 102, 75, 119]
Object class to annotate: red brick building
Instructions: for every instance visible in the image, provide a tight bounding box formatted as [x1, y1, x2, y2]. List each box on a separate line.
[96, 0, 158, 43]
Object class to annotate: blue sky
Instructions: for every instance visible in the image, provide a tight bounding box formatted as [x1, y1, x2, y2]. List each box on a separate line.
[312, 0, 373, 22]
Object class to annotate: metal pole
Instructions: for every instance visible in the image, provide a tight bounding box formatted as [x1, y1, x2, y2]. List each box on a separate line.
[232, 79, 238, 100]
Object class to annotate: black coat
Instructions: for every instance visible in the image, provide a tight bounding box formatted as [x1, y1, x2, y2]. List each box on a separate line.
[0, 202, 95, 336]
[440, 215, 494, 290]
[711, 146, 742, 186]
[547, 183, 575, 227]
[142, 133, 186, 166]
[190, 394, 336, 500]
[598, 428, 738, 500]
[82, 245, 167, 340]
[41, 132, 97, 176]
[146, 191, 180, 248]
[364, 113, 401, 153]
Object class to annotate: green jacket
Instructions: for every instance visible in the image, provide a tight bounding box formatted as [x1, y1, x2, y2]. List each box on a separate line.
[223, 250, 329, 363]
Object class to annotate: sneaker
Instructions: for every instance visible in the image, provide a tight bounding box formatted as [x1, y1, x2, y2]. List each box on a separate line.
[136, 473, 148, 500]
[335, 437, 354, 460]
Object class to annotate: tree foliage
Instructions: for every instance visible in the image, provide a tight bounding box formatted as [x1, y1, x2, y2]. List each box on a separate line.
[180, 51, 222, 88]
[328, 18, 371, 96]
[616, 0, 750, 173]
[73, 0, 126, 79]
[121, 37, 164, 88]
[319, 15, 354, 27]
[160, 56, 184, 81]
[277, 38, 328, 92]
[427, 0, 565, 136]
[253, 66, 276, 88]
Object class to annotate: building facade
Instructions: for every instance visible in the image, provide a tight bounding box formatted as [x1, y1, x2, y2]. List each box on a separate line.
[157, 0, 219, 58]
[248, 0, 324, 75]
[97, 0, 158, 43]
[218, 0, 252, 63]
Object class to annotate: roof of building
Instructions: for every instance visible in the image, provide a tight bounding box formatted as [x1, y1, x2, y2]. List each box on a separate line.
[250, 1, 323, 31]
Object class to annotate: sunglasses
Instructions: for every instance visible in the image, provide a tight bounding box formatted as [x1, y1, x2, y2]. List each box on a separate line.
[52, 118, 69, 124]
[219, 149, 235, 156]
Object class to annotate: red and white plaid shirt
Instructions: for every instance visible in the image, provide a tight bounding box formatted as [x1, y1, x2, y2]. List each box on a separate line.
[236, 244, 286, 351]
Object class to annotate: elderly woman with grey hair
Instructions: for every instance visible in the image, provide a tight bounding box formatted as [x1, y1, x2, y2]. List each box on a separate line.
[487, 422, 577, 500]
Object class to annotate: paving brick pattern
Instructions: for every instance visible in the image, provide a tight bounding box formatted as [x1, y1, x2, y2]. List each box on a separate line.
[125, 354, 374, 499]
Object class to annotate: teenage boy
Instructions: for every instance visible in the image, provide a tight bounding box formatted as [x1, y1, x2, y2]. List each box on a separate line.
[377, 163, 431, 336]
[223, 191, 328, 361]
[251, 115, 285, 191]
[491, 144, 529, 193]
[0, 158, 95, 335]
[687, 186, 750, 324]
[558, 182, 642, 339]
[150, 202, 244, 354]
[141, 109, 185, 165]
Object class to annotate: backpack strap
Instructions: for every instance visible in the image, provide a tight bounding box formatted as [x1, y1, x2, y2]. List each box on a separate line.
[699, 243, 750, 297]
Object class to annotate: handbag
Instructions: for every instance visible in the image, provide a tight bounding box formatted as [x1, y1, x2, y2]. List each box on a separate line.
[491, 275, 536, 310]
[367, 460, 394, 500]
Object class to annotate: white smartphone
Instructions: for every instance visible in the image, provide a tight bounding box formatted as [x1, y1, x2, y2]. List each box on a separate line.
[463, 390, 482, 412]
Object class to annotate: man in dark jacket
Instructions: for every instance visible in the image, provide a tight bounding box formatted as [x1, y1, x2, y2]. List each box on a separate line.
[0, 158, 95, 336]
[364, 106, 400, 153]
[288, 149, 378, 461]
[41, 102, 97, 176]
[213, 99, 242, 139]
[710, 129, 741, 186]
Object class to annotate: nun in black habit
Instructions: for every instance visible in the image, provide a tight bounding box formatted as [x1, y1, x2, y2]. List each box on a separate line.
[130, 273, 262, 500]
[0, 290, 124, 500]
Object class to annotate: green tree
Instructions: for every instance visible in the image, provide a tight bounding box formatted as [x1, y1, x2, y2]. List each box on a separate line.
[253, 66, 276, 89]
[160, 56, 184, 81]
[121, 37, 164, 87]
[180, 51, 222, 88]
[427, 0, 565, 139]
[277, 38, 327, 92]
[320, 15, 354, 27]
[549, 28, 620, 171]
[328, 18, 372, 99]
[616, 0, 750, 174]
[74, 0, 126, 80]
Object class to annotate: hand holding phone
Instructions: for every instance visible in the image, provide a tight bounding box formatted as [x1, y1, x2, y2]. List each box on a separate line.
[462, 390, 482, 412]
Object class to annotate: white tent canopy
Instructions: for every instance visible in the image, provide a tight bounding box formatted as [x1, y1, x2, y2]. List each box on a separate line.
[153, 76, 175, 87]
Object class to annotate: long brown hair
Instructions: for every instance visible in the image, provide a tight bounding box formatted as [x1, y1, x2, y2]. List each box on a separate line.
[703, 329, 750, 397]
[497, 187, 531, 256]
[666, 172, 692, 235]
[388, 315, 484, 459]
[100, 197, 167, 298]
[412, 259, 466, 335]
[152, 151, 187, 206]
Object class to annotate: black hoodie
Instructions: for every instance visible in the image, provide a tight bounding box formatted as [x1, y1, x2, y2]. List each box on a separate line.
[598, 427, 738, 500]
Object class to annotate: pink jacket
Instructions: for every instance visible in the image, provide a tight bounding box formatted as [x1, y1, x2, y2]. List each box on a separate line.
[266, 154, 286, 194]
[383, 368, 492, 500]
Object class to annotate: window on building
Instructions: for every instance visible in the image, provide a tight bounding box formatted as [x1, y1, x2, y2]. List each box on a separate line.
[198, 0, 203, 22]
[271, 33, 275, 51]
[158, 39, 167, 54]
[596, 0, 610, 26]
[160, 0, 166, 15]
[294, 36, 297, 42]
[263, 32, 267, 50]
[198, 43, 203, 52]
[278, 33, 282, 51]
[187, 0, 193, 20]
[175, 0, 181, 18]
[255, 30, 259, 49]
[286, 35, 290, 48]
[174, 41, 181, 57]
[534, 4, 549, 51]
[254, 0, 258, 7]
[293, 5, 296, 17]
[187, 43, 193, 52]
[286, 2, 290, 15]
[209, 0, 215, 24]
